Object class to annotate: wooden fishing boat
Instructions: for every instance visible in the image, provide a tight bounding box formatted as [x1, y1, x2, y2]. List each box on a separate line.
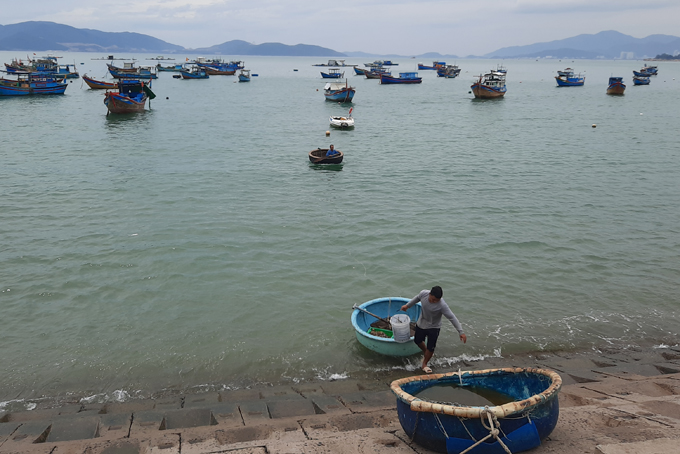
[238, 69, 251, 82]
[353, 67, 368, 76]
[418, 61, 445, 70]
[82, 74, 117, 89]
[320, 68, 344, 79]
[351, 297, 422, 356]
[329, 108, 354, 128]
[472, 71, 507, 98]
[391, 368, 562, 454]
[606, 76, 625, 95]
[180, 67, 209, 79]
[308, 148, 344, 164]
[555, 74, 585, 86]
[324, 81, 356, 102]
[0, 73, 68, 96]
[204, 66, 236, 76]
[633, 75, 650, 86]
[380, 72, 422, 84]
[365, 67, 390, 79]
[104, 79, 155, 115]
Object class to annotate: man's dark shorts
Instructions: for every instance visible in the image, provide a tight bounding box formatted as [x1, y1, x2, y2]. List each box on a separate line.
[414, 325, 440, 352]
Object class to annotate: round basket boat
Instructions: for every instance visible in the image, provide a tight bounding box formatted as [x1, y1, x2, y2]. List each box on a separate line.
[351, 297, 422, 357]
[309, 148, 344, 164]
[391, 367, 562, 454]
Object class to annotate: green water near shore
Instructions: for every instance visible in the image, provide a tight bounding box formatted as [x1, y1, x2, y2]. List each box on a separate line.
[1, 53, 679, 405]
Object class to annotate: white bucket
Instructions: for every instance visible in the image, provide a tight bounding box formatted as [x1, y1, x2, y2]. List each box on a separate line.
[390, 314, 411, 343]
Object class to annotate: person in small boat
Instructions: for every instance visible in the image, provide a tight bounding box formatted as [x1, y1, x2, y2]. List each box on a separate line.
[326, 144, 339, 156]
[401, 286, 466, 374]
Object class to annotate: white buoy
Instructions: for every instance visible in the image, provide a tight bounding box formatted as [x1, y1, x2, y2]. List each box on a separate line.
[640, 113, 643, 115]
[325, 131, 330, 136]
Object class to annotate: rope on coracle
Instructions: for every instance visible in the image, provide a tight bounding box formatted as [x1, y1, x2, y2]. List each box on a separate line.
[456, 407, 513, 454]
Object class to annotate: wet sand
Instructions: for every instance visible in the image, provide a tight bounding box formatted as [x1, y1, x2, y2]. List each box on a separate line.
[1, 345, 680, 453]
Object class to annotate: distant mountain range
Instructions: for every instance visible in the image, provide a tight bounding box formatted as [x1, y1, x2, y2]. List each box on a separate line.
[1, 22, 679, 60]
[484, 30, 680, 59]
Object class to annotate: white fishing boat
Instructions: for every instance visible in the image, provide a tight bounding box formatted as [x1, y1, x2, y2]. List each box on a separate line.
[329, 108, 355, 129]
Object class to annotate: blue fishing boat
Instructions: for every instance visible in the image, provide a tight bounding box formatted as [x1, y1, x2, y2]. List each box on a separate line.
[351, 297, 422, 356]
[472, 71, 506, 98]
[382, 60, 398, 66]
[555, 68, 585, 86]
[353, 67, 368, 76]
[324, 81, 356, 102]
[365, 67, 390, 79]
[108, 63, 158, 80]
[437, 65, 460, 78]
[606, 76, 625, 95]
[238, 69, 251, 82]
[180, 67, 209, 79]
[321, 68, 344, 79]
[391, 367, 562, 454]
[156, 63, 186, 72]
[633, 69, 653, 77]
[103, 79, 155, 115]
[641, 65, 658, 75]
[633, 75, 650, 86]
[0, 72, 68, 96]
[380, 72, 422, 84]
[418, 61, 445, 70]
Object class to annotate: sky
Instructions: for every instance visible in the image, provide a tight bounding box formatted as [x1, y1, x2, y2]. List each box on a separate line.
[4, 1, 680, 56]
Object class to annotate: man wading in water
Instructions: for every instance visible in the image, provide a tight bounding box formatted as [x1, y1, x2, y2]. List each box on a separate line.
[401, 286, 467, 374]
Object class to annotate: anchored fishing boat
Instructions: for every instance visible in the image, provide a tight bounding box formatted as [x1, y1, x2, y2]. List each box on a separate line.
[324, 81, 356, 102]
[204, 66, 236, 76]
[329, 108, 354, 129]
[555, 68, 584, 86]
[321, 68, 345, 79]
[180, 67, 209, 79]
[633, 75, 650, 86]
[309, 148, 344, 164]
[0, 72, 68, 96]
[380, 72, 422, 84]
[238, 69, 251, 82]
[351, 297, 422, 356]
[471, 71, 506, 98]
[353, 67, 368, 76]
[82, 74, 117, 89]
[391, 368, 562, 454]
[365, 67, 391, 79]
[437, 65, 461, 78]
[606, 76, 626, 95]
[418, 61, 445, 70]
[104, 79, 155, 115]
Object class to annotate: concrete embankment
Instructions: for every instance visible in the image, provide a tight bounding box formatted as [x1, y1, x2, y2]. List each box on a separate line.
[1, 346, 680, 453]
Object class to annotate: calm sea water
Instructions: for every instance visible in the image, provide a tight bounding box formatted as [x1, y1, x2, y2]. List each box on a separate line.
[2, 53, 679, 406]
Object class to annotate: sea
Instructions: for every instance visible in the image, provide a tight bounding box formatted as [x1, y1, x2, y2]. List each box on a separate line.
[1, 53, 679, 409]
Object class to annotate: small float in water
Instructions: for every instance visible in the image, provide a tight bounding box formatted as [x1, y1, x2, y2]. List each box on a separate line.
[391, 367, 562, 454]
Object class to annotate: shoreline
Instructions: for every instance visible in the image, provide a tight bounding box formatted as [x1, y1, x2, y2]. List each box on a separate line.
[2, 344, 680, 453]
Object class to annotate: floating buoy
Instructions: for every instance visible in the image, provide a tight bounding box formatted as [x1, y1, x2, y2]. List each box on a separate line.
[294, 69, 298, 71]
[325, 131, 330, 136]
[316, 89, 318, 91]
[640, 113, 643, 115]
[166, 97, 169, 99]
[592, 124, 596, 128]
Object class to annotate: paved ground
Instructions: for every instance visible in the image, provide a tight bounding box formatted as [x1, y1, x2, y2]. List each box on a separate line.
[2, 346, 680, 453]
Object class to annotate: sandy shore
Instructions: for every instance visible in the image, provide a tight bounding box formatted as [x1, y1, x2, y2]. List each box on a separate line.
[1, 345, 680, 453]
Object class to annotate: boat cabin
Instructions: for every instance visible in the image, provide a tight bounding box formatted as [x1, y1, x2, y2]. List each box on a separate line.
[398, 72, 420, 80]
[117, 79, 145, 100]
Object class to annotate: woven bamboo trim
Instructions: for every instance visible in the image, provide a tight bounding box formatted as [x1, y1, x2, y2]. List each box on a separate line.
[390, 367, 562, 419]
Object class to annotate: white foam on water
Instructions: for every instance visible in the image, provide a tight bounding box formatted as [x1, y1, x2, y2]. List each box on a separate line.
[80, 393, 106, 404]
[112, 390, 130, 402]
[26, 403, 37, 411]
[0, 398, 24, 409]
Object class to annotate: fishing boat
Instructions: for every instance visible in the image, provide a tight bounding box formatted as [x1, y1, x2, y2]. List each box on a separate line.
[437, 65, 460, 78]
[364, 60, 386, 68]
[606, 76, 626, 95]
[82, 74, 118, 89]
[313, 60, 355, 67]
[380, 72, 422, 84]
[320, 68, 344, 79]
[555, 69, 585, 86]
[641, 65, 658, 75]
[103, 79, 155, 115]
[180, 67, 209, 79]
[324, 81, 356, 102]
[471, 71, 507, 98]
[418, 61, 445, 70]
[156, 63, 186, 72]
[108, 63, 158, 80]
[633, 75, 650, 86]
[351, 297, 422, 356]
[365, 67, 390, 79]
[391, 367, 562, 454]
[0, 72, 68, 96]
[353, 67, 368, 76]
[204, 66, 236, 76]
[633, 69, 653, 77]
[238, 69, 251, 82]
[329, 108, 355, 129]
[382, 60, 398, 66]
[309, 148, 344, 164]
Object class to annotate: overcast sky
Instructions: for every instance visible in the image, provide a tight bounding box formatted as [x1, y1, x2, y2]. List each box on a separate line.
[5, 1, 680, 55]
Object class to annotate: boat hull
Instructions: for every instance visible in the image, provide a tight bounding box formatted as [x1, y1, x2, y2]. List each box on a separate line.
[555, 76, 585, 86]
[606, 84, 626, 95]
[351, 297, 422, 356]
[324, 88, 355, 102]
[329, 117, 354, 128]
[471, 83, 506, 98]
[380, 74, 422, 84]
[180, 71, 209, 79]
[104, 93, 148, 114]
[321, 72, 344, 79]
[309, 148, 344, 164]
[391, 368, 562, 454]
[0, 80, 67, 96]
[633, 78, 650, 86]
[82, 75, 117, 89]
